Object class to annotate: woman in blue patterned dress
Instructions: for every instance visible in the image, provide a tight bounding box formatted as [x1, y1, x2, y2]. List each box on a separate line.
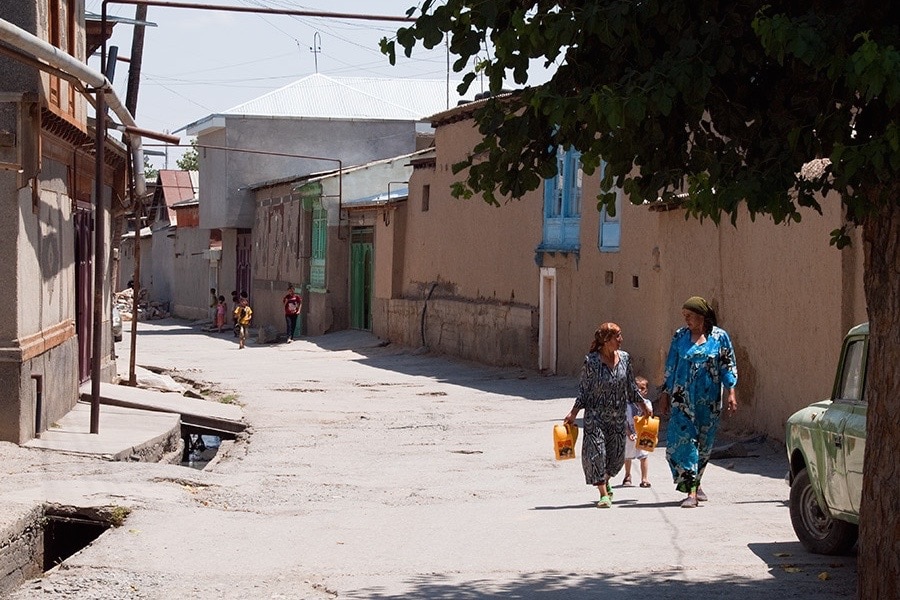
[658, 297, 738, 508]
[564, 322, 651, 508]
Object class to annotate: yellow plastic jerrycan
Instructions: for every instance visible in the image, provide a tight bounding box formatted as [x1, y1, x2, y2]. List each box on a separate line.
[634, 415, 660, 452]
[553, 422, 579, 460]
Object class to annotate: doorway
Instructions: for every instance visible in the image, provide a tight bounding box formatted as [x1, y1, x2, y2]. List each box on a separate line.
[235, 230, 252, 298]
[350, 227, 373, 331]
[539, 267, 557, 374]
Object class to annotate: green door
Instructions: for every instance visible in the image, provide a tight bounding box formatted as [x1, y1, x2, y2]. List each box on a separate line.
[350, 228, 373, 330]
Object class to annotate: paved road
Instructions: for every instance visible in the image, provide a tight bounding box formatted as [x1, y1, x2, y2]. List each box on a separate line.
[5, 319, 857, 599]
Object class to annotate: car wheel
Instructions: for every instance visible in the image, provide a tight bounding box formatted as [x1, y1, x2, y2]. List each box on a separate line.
[789, 467, 858, 555]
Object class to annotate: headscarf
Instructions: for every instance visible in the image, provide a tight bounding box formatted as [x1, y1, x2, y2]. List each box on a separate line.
[683, 296, 718, 333]
[682, 296, 712, 318]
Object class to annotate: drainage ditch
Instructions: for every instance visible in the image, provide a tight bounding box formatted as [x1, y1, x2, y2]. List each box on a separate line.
[0, 504, 128, 596]
[180, 432, 224, 469]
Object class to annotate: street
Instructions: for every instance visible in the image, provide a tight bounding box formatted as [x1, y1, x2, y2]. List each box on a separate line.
[4, 319, 857, 599]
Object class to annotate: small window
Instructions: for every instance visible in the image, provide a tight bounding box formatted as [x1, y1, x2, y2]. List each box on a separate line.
[422, 184, 430, 212]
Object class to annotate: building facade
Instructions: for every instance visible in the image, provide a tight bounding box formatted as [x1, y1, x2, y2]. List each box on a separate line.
[0, 1, 124, 443]
[373, 101, 867, 442]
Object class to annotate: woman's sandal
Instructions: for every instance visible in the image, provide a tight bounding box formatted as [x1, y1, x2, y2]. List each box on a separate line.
[622, 475, 633, 487]
[639, 481, 651, 488]
[681, 495, 698, 508]
[597, 495, 612, 508]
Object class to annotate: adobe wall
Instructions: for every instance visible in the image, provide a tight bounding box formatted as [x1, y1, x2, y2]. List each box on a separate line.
[170, 227, 216, 320]
[116, 236, 152, 293]
[376, 110, 867, 442]
[374, 297, 537, 368]
[371, 117, 542, 369]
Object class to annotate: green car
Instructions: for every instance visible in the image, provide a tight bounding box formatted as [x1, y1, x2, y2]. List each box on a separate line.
[785, 322, 867, 555]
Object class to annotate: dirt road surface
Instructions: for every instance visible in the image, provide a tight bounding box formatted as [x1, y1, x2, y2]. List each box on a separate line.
[2, 320, 857, 599]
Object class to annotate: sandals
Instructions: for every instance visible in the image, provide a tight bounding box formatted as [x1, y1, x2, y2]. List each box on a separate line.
[622, 475, 633, 487]
[639, 481, 651, 488]
[681, 495, 699, 508]
[597, 495, 612, 508]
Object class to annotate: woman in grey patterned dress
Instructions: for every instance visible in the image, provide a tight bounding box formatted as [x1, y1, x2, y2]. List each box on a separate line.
[564, 322, 650, 508]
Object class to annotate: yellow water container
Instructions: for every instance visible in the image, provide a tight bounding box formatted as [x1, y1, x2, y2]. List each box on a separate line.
[553, 423, 578, 460]
[634, 415, 660, 452]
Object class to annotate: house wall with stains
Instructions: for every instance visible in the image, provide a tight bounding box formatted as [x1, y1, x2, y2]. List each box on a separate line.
[373, 104, 866, 442]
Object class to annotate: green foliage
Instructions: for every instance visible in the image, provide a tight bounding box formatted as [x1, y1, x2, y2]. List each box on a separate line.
[143, 155, 158, 181]
[382, 1, 900, 229]
[176, 139, 199, 171]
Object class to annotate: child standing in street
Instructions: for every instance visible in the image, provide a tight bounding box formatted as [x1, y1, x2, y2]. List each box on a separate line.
[209, 288, 218, 321]
[215, 295, 227, 333]
[282, 284, 302, 343]
[622, 375, 654, 488]
[233, 294, 253, 349]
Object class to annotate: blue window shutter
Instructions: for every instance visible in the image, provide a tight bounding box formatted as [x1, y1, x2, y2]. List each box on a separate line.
[541, 147, 582, 252]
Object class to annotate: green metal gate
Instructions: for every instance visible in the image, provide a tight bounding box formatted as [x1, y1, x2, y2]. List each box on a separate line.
[350, 228, 373, 330]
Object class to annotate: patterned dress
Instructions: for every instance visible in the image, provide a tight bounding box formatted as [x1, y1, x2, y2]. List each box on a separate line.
[572, 351, 644, 486]
[662, 326, 738, 493]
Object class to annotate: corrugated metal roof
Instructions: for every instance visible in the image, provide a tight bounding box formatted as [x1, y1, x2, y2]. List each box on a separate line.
[223, 73, 465, 121]
[155, 170, 195, 225]
[158, 170, 195, 204]
[344, 187, 409, 208]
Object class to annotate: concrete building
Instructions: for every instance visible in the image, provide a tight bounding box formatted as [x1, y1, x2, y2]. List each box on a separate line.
[249, 150, 423, 337]
[0, 2, 125, 443]
[372, 100, 867, 442]
[182, 73, 464, 309]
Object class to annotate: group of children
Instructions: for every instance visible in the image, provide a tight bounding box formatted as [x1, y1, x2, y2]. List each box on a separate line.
[210, 288, 253, 349]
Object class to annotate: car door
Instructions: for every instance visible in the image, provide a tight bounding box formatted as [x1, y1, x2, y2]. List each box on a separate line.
[836, 336, 867, 517]
[821, 336, 867, 517]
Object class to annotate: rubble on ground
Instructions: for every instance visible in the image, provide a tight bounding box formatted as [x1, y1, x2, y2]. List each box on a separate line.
[114, 287, 170, 321]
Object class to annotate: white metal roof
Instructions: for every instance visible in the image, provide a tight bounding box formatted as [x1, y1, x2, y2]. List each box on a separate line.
[222, 73, 465, 121]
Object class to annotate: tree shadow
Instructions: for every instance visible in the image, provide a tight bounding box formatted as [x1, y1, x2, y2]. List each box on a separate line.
[345, 557, 857, 599]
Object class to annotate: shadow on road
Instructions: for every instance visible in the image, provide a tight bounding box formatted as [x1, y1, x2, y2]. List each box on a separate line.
[347, 557, 857, 599]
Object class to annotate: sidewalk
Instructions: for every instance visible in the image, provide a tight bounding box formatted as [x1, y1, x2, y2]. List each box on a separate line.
[22, 377, 245, 461]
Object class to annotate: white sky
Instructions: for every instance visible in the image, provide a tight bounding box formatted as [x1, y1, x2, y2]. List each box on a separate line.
[85, 0, 555, 168]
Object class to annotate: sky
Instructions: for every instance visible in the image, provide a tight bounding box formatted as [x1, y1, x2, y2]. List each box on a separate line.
[84, 0, 555, 169]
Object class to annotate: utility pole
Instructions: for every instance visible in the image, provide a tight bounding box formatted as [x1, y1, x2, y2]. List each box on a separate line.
[125, 4, 149, 387]
[310, 32, 321, 74]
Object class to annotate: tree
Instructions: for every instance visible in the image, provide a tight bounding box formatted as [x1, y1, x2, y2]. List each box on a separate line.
[383, 2, 899, 596]
[176, 138, 199, 171]
[143, 154, 157, 181]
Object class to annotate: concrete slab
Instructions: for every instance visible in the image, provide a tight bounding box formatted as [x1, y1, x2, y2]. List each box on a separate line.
[81, 383, 244, 430]
[23, 402, 180, 461]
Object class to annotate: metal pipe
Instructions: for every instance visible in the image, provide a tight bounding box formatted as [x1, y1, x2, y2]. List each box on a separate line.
[0, 16, 153, 198]
[127, 147, 141, 386]
[31, 374, 43, 438]
[91, 88, 106, 435]
[102, 0, 415, 23]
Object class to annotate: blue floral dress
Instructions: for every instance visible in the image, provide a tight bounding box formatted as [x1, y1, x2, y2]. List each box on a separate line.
[572, 351, 644, 486]
[662, 326, 738, 493]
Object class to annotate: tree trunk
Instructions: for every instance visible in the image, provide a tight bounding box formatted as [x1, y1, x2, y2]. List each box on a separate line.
[857, 200, 900, 599]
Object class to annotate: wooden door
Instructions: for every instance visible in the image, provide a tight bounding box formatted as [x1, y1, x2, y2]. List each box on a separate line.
[350, 227, 373, 331]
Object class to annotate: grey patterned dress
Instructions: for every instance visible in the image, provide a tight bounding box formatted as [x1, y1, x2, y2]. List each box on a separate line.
[572, 350, 644, 486]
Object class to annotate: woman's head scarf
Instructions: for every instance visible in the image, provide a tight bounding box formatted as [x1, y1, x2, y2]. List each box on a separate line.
[683, 296, 718, 333]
